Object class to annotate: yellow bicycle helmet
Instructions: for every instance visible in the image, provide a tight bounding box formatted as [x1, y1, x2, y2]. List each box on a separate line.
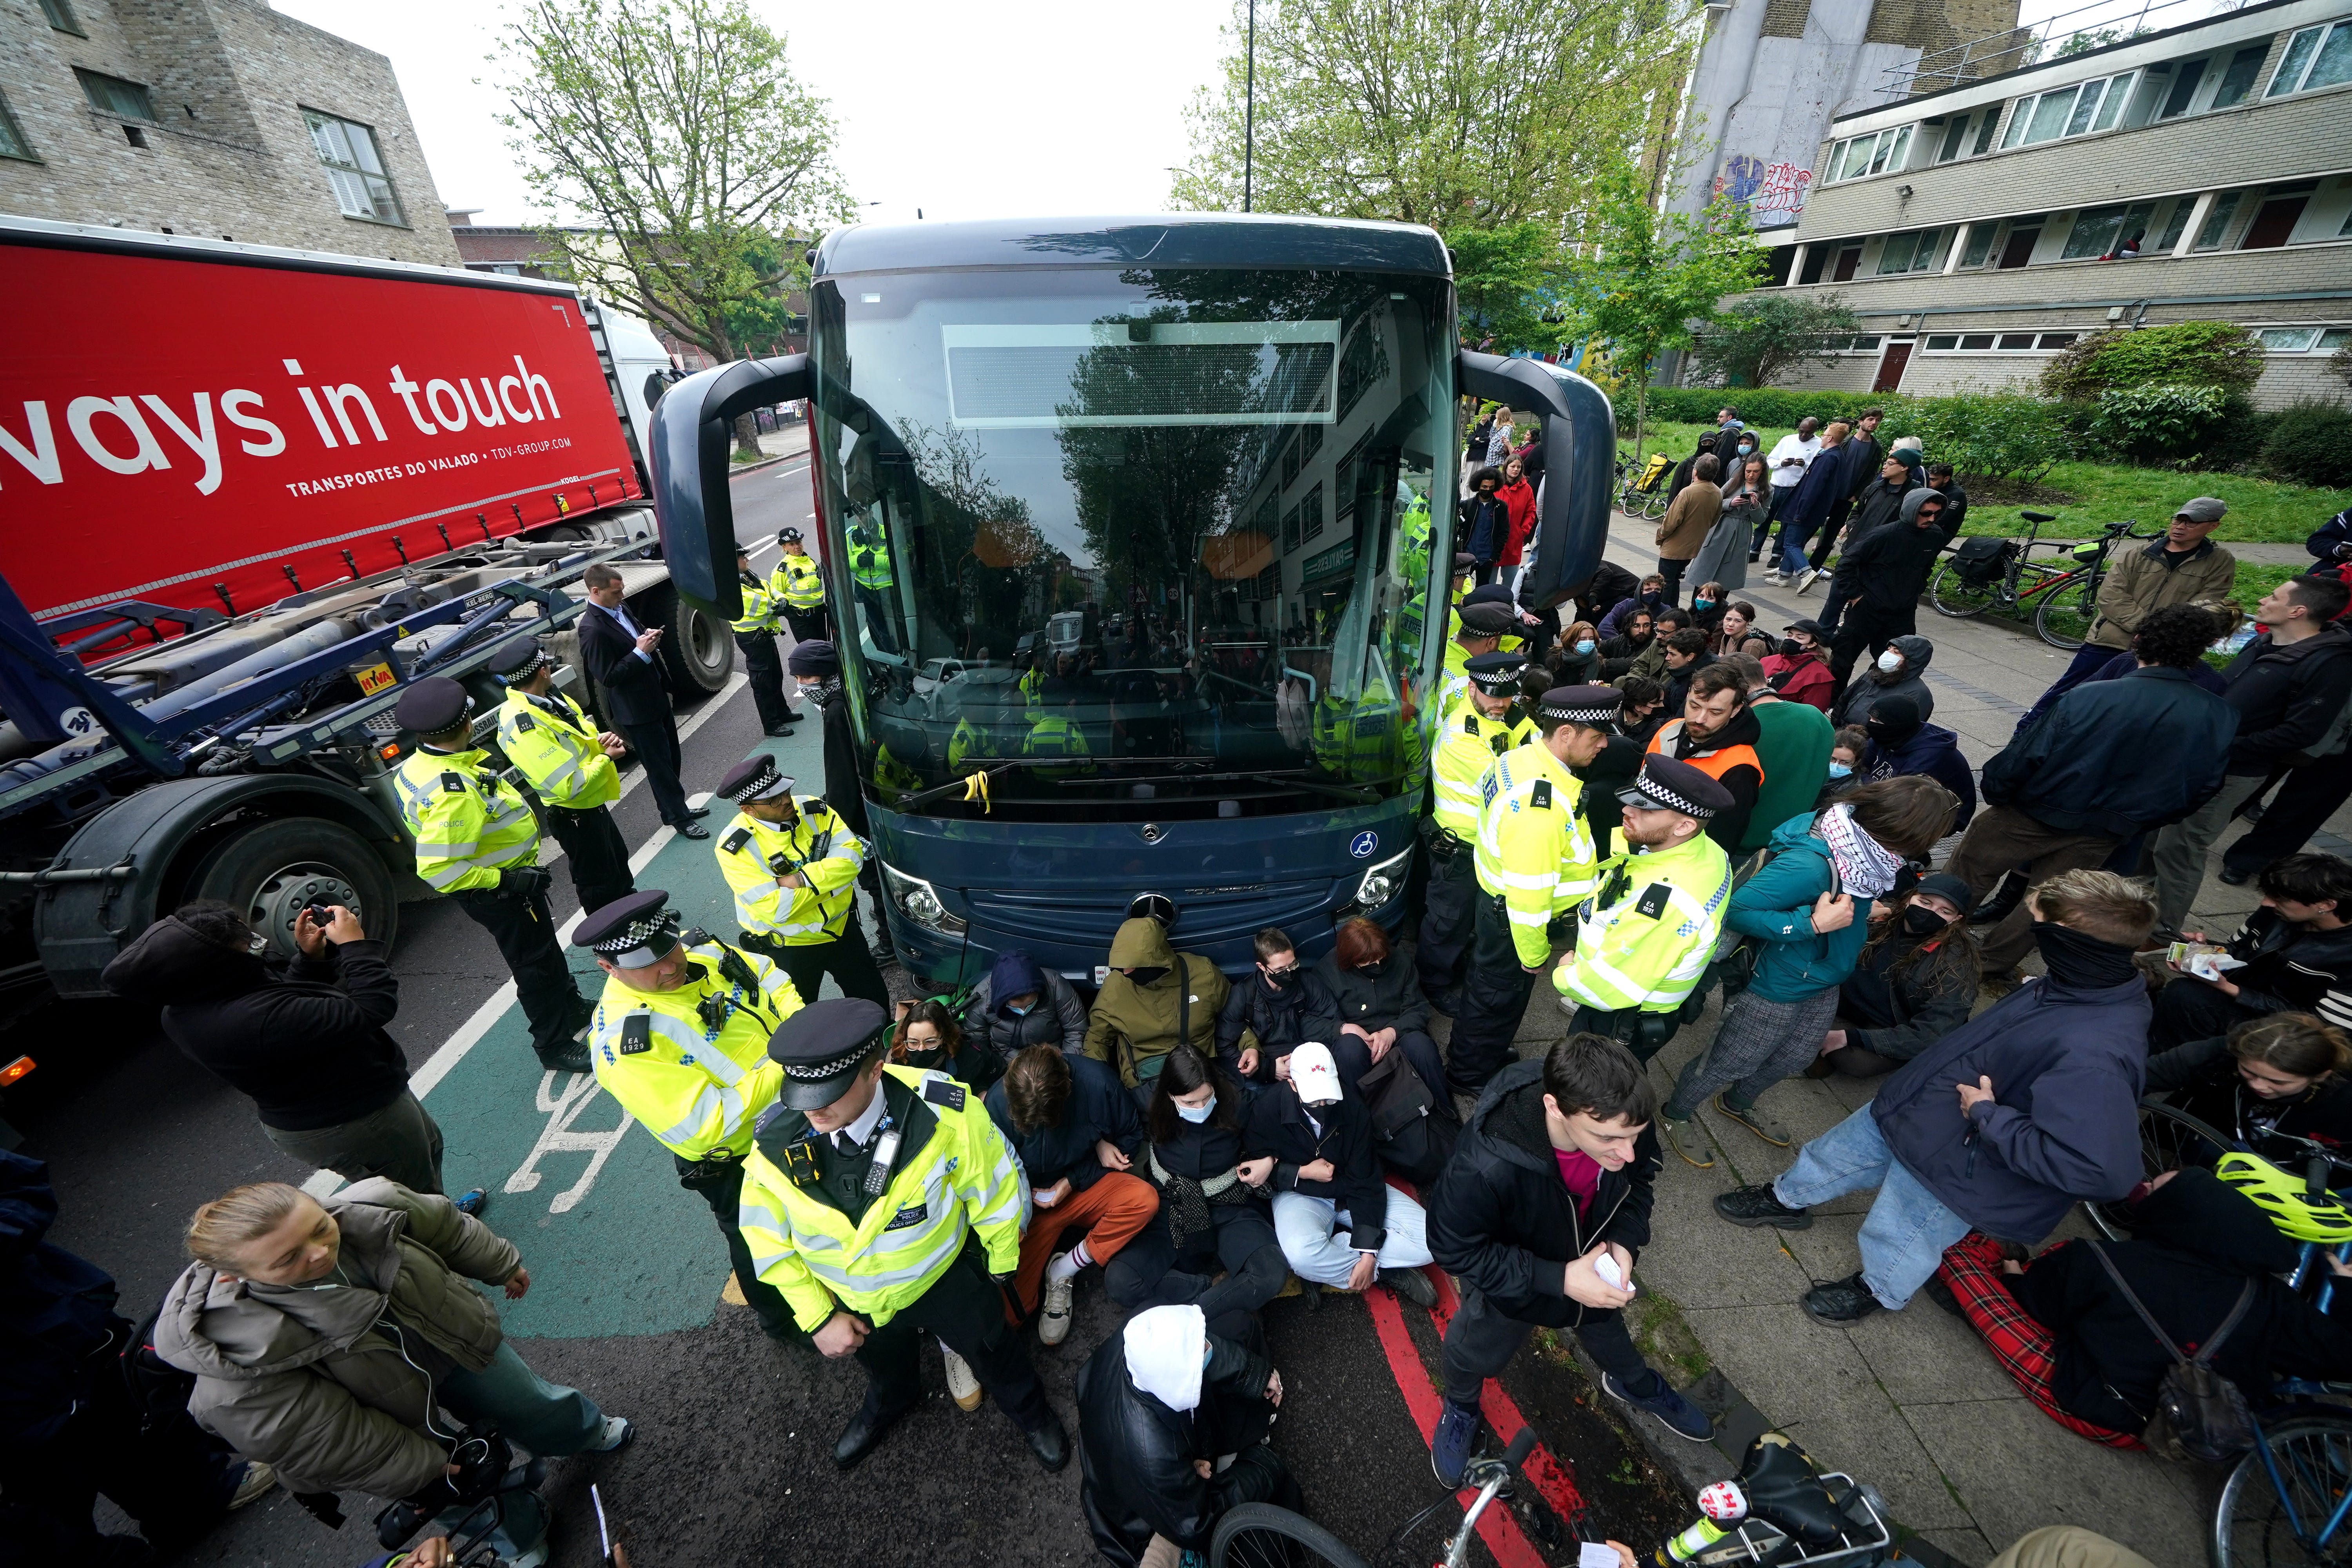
[2214, 1151, 2352, 1243]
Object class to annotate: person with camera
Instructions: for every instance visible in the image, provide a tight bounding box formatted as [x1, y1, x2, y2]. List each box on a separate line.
[572, 889, 804, 1342]
[391, 676, 592, 1074]
[153, 1180, 631, 1568]
[102, 899, 470, 1206]
[711, 753, 889, 1009]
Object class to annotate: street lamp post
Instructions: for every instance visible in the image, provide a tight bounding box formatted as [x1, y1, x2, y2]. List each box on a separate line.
[1243, 0, 1256, 213]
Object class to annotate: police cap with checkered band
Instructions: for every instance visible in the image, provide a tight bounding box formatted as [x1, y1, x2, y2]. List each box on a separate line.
[1537, 684, 1622, 728]
[570, 889, 682, 967]
[1465, 650, 1529, 695]
[1617, 754, 1734, 820]
[393, 676, 473, 736]
[488, 635, 552, 685]
[718, 754, 797, 804]
[769, 996, 893, 1110]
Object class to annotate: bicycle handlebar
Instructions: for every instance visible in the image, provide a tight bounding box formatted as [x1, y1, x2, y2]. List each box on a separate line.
[1503, 1428, 1538, 1469]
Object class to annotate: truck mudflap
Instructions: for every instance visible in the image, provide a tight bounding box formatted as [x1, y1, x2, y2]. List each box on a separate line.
[29, 774, 407, 998]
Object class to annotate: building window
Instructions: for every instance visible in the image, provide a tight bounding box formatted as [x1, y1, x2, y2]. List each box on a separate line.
[2060, 201, 2158, 260]
[2151, 196, 2195, 252]
[2157, 57, 2207, 118]
[1301, 484, 1325, 543]
[1824, 124, 1912, 184]
[1934, 114, 1973, 162]
[37, 0, 83, 33]
[2240, 182, 2317, 249]
[76, 70, 156, 122]
[2038, 332, 2079, 349]
[1958, 225, 1997, 268]
[1972, 110, 2002, 154]
[1281, 503, 1300, 555]
[303, 110, 405, 225]
[2258, 327, 2325, 350]
[1926, 334, 1960, 350]
[2269, 22, 2352, 97]
[1875, 229, 1946, 274]
[0, 89, 34, 161]
[2192, 191, 2244, 250]
[2002, 71, 2138, 148]
[2211, 45, 2269, 107]
[2323, 328, 2352, 349]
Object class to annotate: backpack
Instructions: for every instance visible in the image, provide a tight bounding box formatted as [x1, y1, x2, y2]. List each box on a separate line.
[1356, 1047, 1457, 1183]
[118, 1302, 199, 1434]
[1705, 837, 1840, 999]
[2085, 1242, 2259, 1463]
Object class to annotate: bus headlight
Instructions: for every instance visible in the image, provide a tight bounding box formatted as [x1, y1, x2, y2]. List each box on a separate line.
[1351, 847, 1414, 911]
[880, 864, 967, 936]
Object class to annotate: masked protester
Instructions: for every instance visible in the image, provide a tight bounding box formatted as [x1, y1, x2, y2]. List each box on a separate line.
[1217, 927, 1341, 1083]
[891, 999, 1000, 1093]
[1808, 873, 1984, 1080]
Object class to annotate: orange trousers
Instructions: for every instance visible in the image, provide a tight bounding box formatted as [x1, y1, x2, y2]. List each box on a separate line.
[1010, 1170, 1160, 1317]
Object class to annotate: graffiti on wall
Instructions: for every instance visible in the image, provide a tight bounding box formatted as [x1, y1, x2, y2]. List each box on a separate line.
[1715, 154, 1815, 227]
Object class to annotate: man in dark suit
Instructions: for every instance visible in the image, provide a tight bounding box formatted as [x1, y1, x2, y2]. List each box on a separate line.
[578, 563, 710, 840]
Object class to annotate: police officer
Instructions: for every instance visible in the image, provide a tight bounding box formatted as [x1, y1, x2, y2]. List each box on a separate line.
[1447, 685, 1620, 1095]
[392, 676, 591, 1072]
[791, 639, 895, 965]
[713, 753, 890, 1007]
[846, 518, 897, 654]
[573, 890, 804, 1340]
[735, 998, 1068, 1471]
[490, 636, 635, 919]
[1552, 755, 1736, 1062]
[1420, 650, 1535, 1010]
[730, 543, 801, 740]
[769, 526, 829, 642]
[1437, 603, 1515, 715]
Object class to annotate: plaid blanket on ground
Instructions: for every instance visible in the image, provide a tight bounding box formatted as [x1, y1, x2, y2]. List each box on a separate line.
[1938, 1230, 2143, 1450]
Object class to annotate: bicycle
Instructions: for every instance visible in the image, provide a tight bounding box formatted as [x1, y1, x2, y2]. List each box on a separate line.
[1615, 456, 1670, 521]
[1208, 1428, 1535, 1568]
[1926, 512, 2158, 650]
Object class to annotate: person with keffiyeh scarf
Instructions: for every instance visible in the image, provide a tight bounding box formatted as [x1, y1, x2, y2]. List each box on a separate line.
[1655, 778, 1957, 1166]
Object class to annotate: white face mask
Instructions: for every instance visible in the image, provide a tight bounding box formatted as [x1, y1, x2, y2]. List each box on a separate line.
[1876, 650, 1904, 673]
[1176, 1095, 1216, 1124]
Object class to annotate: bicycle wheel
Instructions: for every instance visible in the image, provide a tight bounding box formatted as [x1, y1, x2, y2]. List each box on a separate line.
[2212, 1414, 2352, 1568]
[1212, 1503, 1374, 1568]
[1644, 489, 1670, 521]
[1927, 560, 1999, 619]
[2034, 568, 2100, 650]
[2088, 1100, 2236, 1240]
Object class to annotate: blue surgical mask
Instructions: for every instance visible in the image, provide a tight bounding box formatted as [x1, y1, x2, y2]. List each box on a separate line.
[1007, 1001, 1034, 1016]
[1176, 1096, 1216, 1124]
[1828, 761, 1853, 779]
[1575, 640, 1596, 656]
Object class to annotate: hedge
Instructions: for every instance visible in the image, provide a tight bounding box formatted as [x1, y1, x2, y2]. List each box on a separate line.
[1611, 386, 1895, 429]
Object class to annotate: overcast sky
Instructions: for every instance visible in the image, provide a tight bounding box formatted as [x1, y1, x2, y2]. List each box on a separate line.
[274, 0, 1234, 229]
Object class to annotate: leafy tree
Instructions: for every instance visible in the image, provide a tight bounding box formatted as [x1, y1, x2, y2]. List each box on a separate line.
[1447, 220, 1564, 354]
[2040, 321, 2265, 401]
[1688, 294, 1859, 388]
[1555, 159, 1765, 463]
[1170, 0, 1695, 229]
[497, 0, 853, 452]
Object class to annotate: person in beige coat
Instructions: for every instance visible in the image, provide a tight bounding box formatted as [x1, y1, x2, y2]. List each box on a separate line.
[1654, 454, 1724, 607]
[2018, 497, 2238, 728]
[153, 1180, 631, 1567]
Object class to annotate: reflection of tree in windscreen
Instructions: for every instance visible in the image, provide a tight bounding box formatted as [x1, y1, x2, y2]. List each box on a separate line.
[895, 419, 1051, 659]
[1056, 320, 1254, 625]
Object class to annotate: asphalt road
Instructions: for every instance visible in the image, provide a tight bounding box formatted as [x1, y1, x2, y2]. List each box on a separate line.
[11, 457, 1692, 1568]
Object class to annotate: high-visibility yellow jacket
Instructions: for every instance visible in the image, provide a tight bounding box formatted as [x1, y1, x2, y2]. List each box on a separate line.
[1430, 697, 1534, 842]
[1310, 694, 1399, 784]
[715, 799, 866, 944]
[1552, 829, 1734, 1015]
[737, 1066, 1029, 1331]
[392, 746, 541, 892]
[1473, 738, 1599, 967]
[1023, 714, 1094, 774]
[494, 689, 618, 810]
[730, 568, 781, 635]
[590, 937, 802, 1159]
[769, 550, 825, 611]
[848, 536, 894, 591]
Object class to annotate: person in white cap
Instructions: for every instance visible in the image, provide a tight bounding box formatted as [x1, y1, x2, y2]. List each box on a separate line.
[1242, 1042, 1438, 1306]
[1074, 1304, 1298, 1566]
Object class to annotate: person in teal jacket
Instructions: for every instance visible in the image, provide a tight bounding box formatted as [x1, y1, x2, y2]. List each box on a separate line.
[1657, 776, 1955, 1165]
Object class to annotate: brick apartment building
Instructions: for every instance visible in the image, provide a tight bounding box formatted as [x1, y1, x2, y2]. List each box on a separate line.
[1731, 0, 2352, 406]
[0, 0, 459, 265]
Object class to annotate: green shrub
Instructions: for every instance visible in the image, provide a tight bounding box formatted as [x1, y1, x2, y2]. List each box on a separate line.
[2087, 384, 2232, 464]
[1613, 386, 1888, 429]
[2259, 400, 2352, 489]
[1897, 392, 2069, 484]
[2189, 395, 2278, 471]
[2041, 321, 2265, 401]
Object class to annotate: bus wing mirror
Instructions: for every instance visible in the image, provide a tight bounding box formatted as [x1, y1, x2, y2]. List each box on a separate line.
[1455, 350, 1616, 610]
[648, 353, 811, 618]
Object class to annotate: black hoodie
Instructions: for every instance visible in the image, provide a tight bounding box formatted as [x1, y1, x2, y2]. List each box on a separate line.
[2011, 1168, 2352, 1432]
[101, 917, 408, 1131]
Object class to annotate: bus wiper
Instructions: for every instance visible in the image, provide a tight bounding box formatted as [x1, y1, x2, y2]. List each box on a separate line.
[1167, 767, 1379, 806]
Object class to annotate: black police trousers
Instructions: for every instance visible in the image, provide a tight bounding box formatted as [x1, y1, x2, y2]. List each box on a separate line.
[782, 604, 829, 644]
[1416, 831, 1478, 1001]
[750, 927, 891, 1009]
[858, 1239, 1052, 1433]
[676, 1154, 799, 1341]
[545, 802, 634, 921]
[448, 884, 583, 1063]
[1569, 1004, 1683, 1063]
[1447, 893, 1539, 1094]
[735, 630, 799, 735]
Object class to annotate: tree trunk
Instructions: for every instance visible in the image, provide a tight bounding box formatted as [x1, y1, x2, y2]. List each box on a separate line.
[733, 411, 762, 459]
[1632, 376, 1650, 473]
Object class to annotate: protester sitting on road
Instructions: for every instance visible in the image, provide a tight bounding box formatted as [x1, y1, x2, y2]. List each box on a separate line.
[1086, 916, 1234, 1107]
[1647, 663, 1765, 851]
[1598, 574, 1668, 639]
[1659, 776, 1956, 1163]
[1312, 916, 1448, 1107]
[1860, 695, 1977, 830]
[1817, 726, 1868, 809]
[1428, 1034, 1711, 1486]
[1947, 612, 2236, 983]
[2152, 852, 2352, 1050]
[1551, 621, 1606, 686]
[1762, 619, 1835, 713]
[1075, 1304, 1299, 1568]
[1617, 606, 1692, 689]
[1243, 1042, 1439, 1307]
[155, 1180, 630, 1566]
[963, 949, 1089, 1065]
[1807, 873, 1982, 1081]
[891, 998, 1001, 1092]
[1105, 1044, 1288, 1323]
[1706, 601, 1756, 658]
[102, 901, 474, 1207]
[1580, 676, 1668, 850]
[2147, 1012, 2352, 1162]
[1659, 626, 1715, 717]
[1831, 633, 1935, 730]
[0, 1149, 276, 1564]
[1217, 926, 1338, 1085]
[986, 1045, 1159, 1347]
[1716, 869, 2155, 1325]
[1723, 652, 1836, 858]
[1937, 1167, 2352, 1448]
[1598, 608, 1656, 679]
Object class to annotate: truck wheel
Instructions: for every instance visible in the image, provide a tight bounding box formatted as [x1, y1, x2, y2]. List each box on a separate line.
[185, 818, 399, 959]
[640, 584, 734, 695]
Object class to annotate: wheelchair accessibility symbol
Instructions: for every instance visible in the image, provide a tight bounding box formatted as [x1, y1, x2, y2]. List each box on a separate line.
[1349, 831, 1379, 859]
